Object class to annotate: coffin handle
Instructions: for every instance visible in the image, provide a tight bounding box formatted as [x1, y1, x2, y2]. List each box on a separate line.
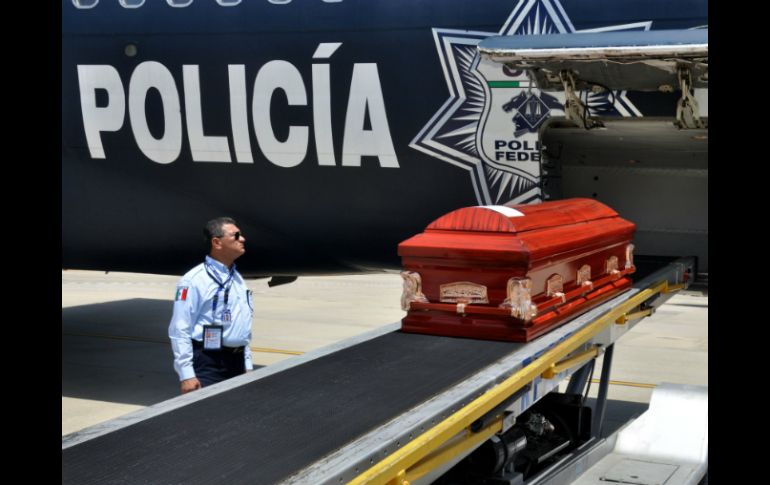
[500, 277, 538, 321]
[401, 271, 429, 311]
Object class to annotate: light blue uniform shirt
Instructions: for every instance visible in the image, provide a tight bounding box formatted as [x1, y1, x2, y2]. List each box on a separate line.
[169, 256, 254, 381]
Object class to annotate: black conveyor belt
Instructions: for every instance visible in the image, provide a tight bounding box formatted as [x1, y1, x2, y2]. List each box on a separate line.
[62, 332, 519, 484]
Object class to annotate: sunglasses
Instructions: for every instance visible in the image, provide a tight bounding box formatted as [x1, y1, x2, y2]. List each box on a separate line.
[218, 231, 242, 240]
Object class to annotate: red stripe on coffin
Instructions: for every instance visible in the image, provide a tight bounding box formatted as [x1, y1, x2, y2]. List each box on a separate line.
[398, 198, 636, 342]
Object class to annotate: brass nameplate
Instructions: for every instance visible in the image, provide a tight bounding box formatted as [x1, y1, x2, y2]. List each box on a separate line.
[440, 282, 489, 304]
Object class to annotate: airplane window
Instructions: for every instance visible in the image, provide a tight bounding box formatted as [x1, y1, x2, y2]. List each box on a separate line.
[120, 0, 145, 8]
[268, 0, 292, 5]
[217, 0, 242, 5]
[167, 0, 193, 7]
[71, 0, 98, 8]
[322, 0, 343, 3]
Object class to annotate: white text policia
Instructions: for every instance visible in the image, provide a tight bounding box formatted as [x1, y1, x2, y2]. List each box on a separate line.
[76, 44, 398, 168]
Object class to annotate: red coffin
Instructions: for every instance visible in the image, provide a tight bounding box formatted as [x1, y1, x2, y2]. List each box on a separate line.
[398, 198, 636, 342]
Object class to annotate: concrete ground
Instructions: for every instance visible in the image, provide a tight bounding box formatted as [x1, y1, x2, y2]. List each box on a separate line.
[62, 270, 707, 437]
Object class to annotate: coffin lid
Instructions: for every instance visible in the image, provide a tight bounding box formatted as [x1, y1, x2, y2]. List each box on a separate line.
[426, 198, 618, 234]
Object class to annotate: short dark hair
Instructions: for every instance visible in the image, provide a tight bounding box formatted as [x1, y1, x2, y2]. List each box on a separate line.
[203, 217, 237, 248]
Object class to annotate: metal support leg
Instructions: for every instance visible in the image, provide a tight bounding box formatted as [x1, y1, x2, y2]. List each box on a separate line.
[558, 70, 603, 130]
[675, 66, 704, 129]
[593, 344, 614, 438]
[566, 360, 595, 395]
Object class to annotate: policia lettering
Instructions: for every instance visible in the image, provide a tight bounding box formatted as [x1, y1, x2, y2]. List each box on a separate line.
[76, 43, 398, 168]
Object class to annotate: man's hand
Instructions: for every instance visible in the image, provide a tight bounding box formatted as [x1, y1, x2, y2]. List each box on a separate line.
[181, 377, 201, 394]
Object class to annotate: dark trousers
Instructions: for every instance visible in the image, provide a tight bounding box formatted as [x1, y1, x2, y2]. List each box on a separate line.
[192, 342, 246, 387]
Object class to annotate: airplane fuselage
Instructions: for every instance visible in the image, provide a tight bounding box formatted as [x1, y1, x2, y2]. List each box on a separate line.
[62, 0, 708, 276]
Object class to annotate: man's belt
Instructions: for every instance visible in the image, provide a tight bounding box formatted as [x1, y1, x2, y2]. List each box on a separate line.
[192, 340, 244, 354]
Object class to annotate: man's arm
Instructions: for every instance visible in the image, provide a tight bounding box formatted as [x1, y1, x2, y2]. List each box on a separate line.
[244, 340, 253, 372]
[169, 281, 200, 392]
[243, 288, 254, 372]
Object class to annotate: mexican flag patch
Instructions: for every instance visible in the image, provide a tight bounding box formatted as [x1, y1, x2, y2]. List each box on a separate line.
[175, 286, 189, 301]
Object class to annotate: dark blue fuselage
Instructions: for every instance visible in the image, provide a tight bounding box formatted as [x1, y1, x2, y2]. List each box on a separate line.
[62, 0, 707, 276]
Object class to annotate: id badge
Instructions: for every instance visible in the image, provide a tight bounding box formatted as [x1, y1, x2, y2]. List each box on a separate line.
[223, 310, 232, 322]
[203, 325, 223, 350]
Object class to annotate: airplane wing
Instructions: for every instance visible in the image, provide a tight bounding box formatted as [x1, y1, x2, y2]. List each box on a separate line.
[478, 29, 708, 129]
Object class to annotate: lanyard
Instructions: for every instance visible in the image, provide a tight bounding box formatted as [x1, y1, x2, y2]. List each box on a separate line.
[205, 262, 235, 319]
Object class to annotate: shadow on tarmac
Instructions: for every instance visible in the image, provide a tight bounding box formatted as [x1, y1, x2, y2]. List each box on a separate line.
[63, 298, 180, 405]
[584, 397, 649, 438]
[61, 299, 260, 406]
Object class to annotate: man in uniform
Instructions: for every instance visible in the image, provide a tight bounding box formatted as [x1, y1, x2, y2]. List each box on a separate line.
[168, 217, 254, 394]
